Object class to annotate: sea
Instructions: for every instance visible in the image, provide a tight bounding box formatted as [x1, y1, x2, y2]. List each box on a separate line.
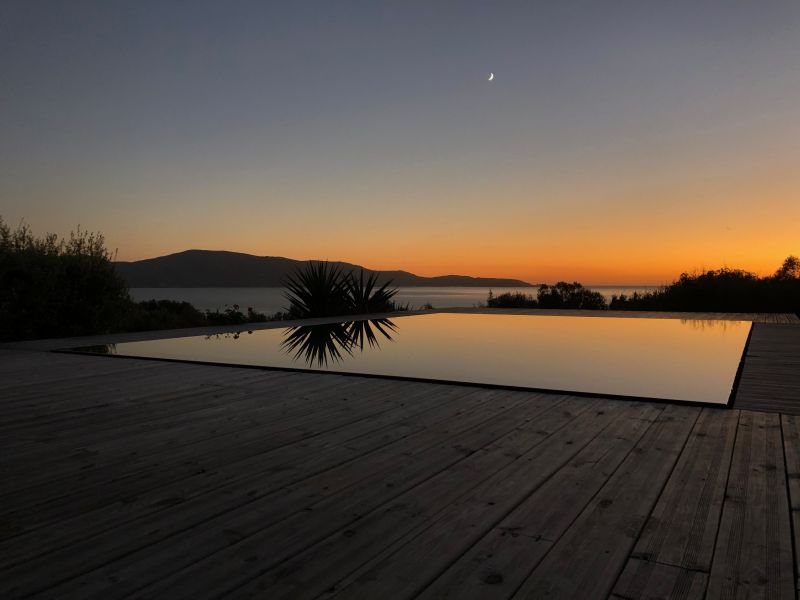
[129, 286, 658, 314]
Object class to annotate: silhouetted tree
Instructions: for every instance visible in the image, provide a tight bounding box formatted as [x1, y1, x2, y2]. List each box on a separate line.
[610, 257, 800, 315]
[536, 282, 607, 309]
[486, 282, 607, 310]
[0, 217, 130, 340]
[774, 255, 800, 280]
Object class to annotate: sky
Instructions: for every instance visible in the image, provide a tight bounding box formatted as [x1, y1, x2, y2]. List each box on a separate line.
[1, 1, 799, 284]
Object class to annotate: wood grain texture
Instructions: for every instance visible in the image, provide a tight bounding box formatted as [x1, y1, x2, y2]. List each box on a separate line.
[734, 323, 800, 415]
[611, 558, 707, 600]
[706, 411, 795, 598]
[413, 402, 664, 600]
[780, 414, 800, 597]
[1, 320, 799, 600]
[508, 404, 699, 600]
[627, 408, 739, 571]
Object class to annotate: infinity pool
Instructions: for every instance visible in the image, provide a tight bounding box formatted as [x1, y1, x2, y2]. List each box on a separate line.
[72, 313, 752, 405]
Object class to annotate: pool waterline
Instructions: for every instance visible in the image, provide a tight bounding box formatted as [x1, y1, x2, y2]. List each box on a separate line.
[67, 313, 753, 406]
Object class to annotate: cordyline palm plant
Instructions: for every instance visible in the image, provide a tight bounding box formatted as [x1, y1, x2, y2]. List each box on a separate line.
[283, 262, 401, 318]
[344, 269, 398, 314]
[280, 321, 354, 367]
[280, 318, 396, 366]
[346, 318, 397, 351]
[283, 261, 349, 318]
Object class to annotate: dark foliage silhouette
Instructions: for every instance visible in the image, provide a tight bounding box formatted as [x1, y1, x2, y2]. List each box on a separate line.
[487, 290, 537, 308]
[345, 269, 399, 314]
[0, 217, 281, 341]
[487, 282, 607, 310]
[284, 261, 349, 318]
[610, 257, 800, 314]
[774, 255, 800, 280]
[0, 217, 130, 340]
[537, 282, 607, 309]
[346, 318, 397, 351]
[281, 318, 396, 367]
[123, 300, 275, 332]
[284, 262, 405, 318]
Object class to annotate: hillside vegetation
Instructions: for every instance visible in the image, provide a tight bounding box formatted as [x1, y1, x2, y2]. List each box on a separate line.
[0, 218, 276, 341]
[609, 257, 800, 314]
[485, 258, 800, 315]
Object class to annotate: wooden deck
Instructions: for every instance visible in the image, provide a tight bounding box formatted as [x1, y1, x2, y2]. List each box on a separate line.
[1, 311, 799, 599]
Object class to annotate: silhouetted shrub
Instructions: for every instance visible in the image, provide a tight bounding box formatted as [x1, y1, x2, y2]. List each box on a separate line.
[536, 282, 607, 309]
[0, 217, 285, 340]
[121, 300, 207, 331]
[487, 291, 537, 308]
[610, 258, 800, 314]
[487, 283, 607, 310]
[121, 301, 279, 332]
[0, 217, 131, 340]
[204, 304, 273, 325]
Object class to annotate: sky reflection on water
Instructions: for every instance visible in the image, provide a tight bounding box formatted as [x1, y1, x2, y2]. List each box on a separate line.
[81, 313, 750, 405]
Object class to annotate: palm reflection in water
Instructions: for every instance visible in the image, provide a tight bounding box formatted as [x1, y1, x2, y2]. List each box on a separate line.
[280, 318, 397, 367]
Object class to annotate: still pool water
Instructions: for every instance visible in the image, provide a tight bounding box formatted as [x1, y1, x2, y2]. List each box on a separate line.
[73, 313, 751, 405]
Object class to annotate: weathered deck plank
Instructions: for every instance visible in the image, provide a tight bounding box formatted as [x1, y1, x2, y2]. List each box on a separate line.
[234, 399, 635, 600]
[606, 408, 739, 598]
[735, 323, 800, 415]
[71, 396, 587, 599]
[780, 414, 800, 597]
[2, 379, 420, 521]
[400, 402, 664, 600]
[1, 309, 798, 600]
[1, 375, 393, 489]
[0, 385, 509, 572]
[0, 387, 530, 592]
[706, 411, 795, 598]
[611, 558, 707, 600]
[506, 404, 699, 599]
[622, 408, 739, 569]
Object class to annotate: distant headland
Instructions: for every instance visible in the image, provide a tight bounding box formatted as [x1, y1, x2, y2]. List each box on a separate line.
[115, 250, 534, 288]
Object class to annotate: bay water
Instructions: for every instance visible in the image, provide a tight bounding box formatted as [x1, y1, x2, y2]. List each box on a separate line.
[129, 286, 658, 315]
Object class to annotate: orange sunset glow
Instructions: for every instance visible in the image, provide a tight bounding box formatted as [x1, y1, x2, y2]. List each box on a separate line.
[3, 2, 798, 284]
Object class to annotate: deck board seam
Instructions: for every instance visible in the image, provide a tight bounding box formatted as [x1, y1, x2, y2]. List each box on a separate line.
[9, 392, 553, 595]
[1, 385, 497, 543]
[601, 408, 703, 599]
[0, 388, 513, 561]
[369, 403, 653, 599]
[779, 415, 800, 598]
[163, 398, 599, 599]
[699, 408, 741, 600]
[409, 404, 669, 600]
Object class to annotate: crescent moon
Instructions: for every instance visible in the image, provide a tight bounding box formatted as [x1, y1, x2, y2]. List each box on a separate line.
[488, 72, 494, 81]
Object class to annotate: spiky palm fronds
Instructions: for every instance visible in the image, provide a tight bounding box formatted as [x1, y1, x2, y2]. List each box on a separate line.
[281, 318, 396, 366]
[346, 318, 397, 351]
[345, 269, 398, 314]
[283, 263, 400, 318]
[283, 261, 349, 318]
[280, 322, 353, 367]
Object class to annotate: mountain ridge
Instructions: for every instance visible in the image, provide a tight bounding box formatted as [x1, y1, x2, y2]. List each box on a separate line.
[115, 249, 534, 288]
